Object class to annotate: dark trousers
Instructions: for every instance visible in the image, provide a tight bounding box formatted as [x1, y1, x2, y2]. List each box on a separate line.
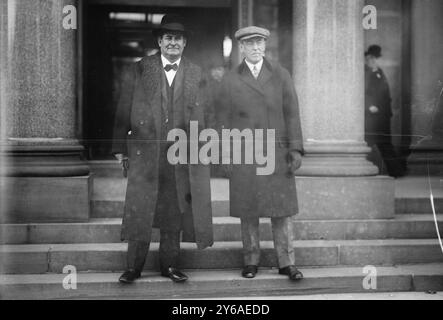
[241, 216, 295, 268]
[126, 143, 183, 274]
[127, 230, 181, 273]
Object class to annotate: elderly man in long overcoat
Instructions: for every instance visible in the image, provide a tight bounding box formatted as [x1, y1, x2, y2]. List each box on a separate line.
[112, 14, 213, 284]
[218, 26, 304, 281]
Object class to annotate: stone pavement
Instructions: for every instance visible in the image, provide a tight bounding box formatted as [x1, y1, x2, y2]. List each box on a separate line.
[200, 292, 443, 300]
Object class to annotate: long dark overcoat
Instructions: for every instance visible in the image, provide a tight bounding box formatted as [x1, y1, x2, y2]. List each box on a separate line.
[217, 58, 304, 218]
[112, 54, 213, 249]
[364, 65, 392, 144]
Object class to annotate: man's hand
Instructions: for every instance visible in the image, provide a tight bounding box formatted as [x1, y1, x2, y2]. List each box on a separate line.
[286, 150, 302, 176]
[369, 105, 379, 114]
[115, 153, 129, 177]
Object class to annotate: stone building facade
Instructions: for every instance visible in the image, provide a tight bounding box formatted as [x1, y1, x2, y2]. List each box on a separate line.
[1, 0, 443, 299]
[1, 0, 442, 228]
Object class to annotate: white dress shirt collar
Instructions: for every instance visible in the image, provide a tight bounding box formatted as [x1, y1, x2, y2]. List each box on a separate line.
[244, 58, 264, 76]
[161, 55, 181, 69]
[161, 55, 181, 86]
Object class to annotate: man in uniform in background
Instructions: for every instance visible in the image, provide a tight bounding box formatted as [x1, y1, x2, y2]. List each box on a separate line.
[365, 45, 404, 177]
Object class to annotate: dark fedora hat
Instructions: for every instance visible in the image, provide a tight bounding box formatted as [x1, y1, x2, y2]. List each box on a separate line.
[365, 45, 382, 58]
[153, 14, 189, 37]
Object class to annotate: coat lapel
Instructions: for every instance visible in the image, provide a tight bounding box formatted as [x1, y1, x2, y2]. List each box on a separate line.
[173, 61, 185, 104]
[182, 58, 199, 123]
[160, 70, 168, 105]
[141, 54, 163, 138]
[238, 60, 265, 96]
[258, 60, 273, 87]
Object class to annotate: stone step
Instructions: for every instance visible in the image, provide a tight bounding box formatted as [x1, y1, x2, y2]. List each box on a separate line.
[91, 177, 229, 218]
[1, 239, 442, 274]
[1, 264, 442, 299]
[89, 160, 123, 178]
[92, 199, 231, 218]
[1, 215, 442, 245]
[92, 198, 443, 218]
[395, 176, 443, 213]
[92, 200, 443, 218]
[396, 198, 443, 214]
[91, 177, 442, 218]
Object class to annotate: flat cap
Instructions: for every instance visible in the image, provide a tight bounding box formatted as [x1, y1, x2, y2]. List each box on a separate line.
[235, 26, 270, 41]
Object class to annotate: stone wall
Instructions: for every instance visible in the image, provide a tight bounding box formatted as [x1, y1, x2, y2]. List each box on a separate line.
[5, 0, 77, 140]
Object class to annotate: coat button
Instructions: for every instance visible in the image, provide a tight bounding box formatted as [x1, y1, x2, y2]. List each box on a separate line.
[136, 150, 142, 156]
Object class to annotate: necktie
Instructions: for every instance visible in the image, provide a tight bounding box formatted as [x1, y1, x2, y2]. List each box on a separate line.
[252, 65, 259, 79]
[164, 64, 178, 72]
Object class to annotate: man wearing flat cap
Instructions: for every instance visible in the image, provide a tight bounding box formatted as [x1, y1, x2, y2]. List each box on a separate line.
[218, 26, 304, 280]
[112, 14, 214, 284]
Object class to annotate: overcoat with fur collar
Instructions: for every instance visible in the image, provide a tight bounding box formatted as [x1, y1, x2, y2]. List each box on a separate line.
[112, 54, 213, 249]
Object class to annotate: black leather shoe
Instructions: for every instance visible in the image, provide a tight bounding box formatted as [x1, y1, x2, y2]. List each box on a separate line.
[242, 265, 258, 278]
[119, 269, 141, 284]
[161, 267, 188, 283]
[279, 266, 303, 281]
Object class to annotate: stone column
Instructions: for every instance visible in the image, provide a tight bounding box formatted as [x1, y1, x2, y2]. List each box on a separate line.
[0, 0, 90, 223]
[292, 0, 394, 219]
[0, 1, 8, 179]
[407, 0, 443, 175]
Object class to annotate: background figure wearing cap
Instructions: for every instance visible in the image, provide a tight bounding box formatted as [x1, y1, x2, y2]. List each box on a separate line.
[112, 14, 214, 284]
[365, 45, 404, 177]
[217, 26, 304, 281]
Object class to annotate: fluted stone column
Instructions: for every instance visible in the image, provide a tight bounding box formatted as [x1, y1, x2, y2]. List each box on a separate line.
[292, 0, 394, 220]
[407, 0, 443, 175]
[0, 0, 90, 223]
[0, 0, 8, 178]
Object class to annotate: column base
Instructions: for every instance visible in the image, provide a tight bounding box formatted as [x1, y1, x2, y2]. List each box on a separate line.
[2, 138, 90, 177]
[0, 138, 91, 223]
[295, 176, 395, 220]
[0, 175, 92, 223]
[296, 142, 379, 176]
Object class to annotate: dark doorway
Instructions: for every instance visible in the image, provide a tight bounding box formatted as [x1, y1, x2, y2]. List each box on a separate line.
[83, 4, 232, 159]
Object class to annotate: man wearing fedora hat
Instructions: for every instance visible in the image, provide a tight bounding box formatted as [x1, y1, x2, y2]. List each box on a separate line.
[112, 14, 214, 284]
[217, 26, 304, 281]
[364, 45, 404, 177]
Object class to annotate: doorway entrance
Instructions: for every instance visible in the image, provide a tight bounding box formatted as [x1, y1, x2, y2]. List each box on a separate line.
[83, 3, 232, 159]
